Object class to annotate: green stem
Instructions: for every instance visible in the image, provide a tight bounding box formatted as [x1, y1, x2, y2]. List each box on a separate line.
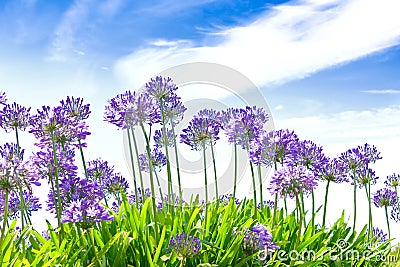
[284, 198, 288, 216]
[257, 164, 263, 209]
[131, 128, 145, 203]
[233, 143, 238, 199]
[78, 140, 89, 179]
[160, 99, 173, 211]
[352, 169, 357, 232]
[88, 228, 101, 267]
[202, 141, 209, 238]
[171, 122, 183, 208]
[50, 131, 64, 239]
[140, 123, 159, 242]
[0, 190, 10, 248]
[385, 206, 391, 239]
[249, 161, 257, 216]
[210, 140, 218, 198]
[322, 180, 331, 228]
[367, 178, 372, 239]
[126, 129, 139, 208]
[311, 189, 315, 233]
[291, 194, 303, 267]
[154, 171, 164, 200]
[271, 161, 278, 228]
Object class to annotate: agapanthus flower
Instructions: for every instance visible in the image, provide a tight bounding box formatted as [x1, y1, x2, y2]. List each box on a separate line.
[353, 166, 378, 188]
[268, 164, 317, 199]
[162, 93, 187, 126]
[139, 148, 166, 172]
[384, 173, 400, 188]
[104, 91, 135, 129]
[180, 116, 221, 151]
[0, 91, 7, 105]
[124, 92, 161, 127]
[0, 143, 39, 193]
[145, 76, 178, 100]
[102, 174, 129, 197]
[128, 187, 151, 204]
[157, 193, 185, 211]
[222, 106, 269, 150]
[0, 190, 41, 220]
[319, 157, 349, 183]
[339, 144, 381, 171]
[367, 227, 388, 244]
[154, 128, 175, 148]
[86, 158, 115, 183]
[0, 102, 31, 133]
[219, 194, 241, 206]
[61, 199, 113, 225]
[31, 146, 78, 182]
[243, 223, 279, 255]
[373, 188, 397, 208]
[29, 105, 90, 148]
[249, 129, 299, 166]
[391, 206, 400, 222]
[167, 233, 201, 258]
[60, 96, 91, 121]
[47, 177, 104, 214]
[258, 200, 275, 210]
[292, 140, 329, 176]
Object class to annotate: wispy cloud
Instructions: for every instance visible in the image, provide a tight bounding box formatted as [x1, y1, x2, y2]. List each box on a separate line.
[361, 89, 400, 94]
[114, 0, 400, 90]
[48, 0, 93, 61]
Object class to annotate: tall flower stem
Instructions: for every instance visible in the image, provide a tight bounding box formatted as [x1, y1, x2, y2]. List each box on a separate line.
[78, 140, 89, 179]
[322, 180, 331, 227]
[311, 189, 315, 233]
[364, 185, 373, 239]
[291, 194, 304, 267]
[171, 122, 183, 207]
[160, 99, 173, 211]
[352, 169, 357, 232]
[154, 171, 164, 199]
[131, 127, 145, 203]
[384, 206, 391, 239]
[246, 142, 257, 216]
[126, 129, 139, 208]
[257, 164, 263, 209]
[88, 228, 101, 267]
[202, 141, 209, 237]
[210, 140, 218, 198]
[233, 144, 238, 199]
[50, 131, 64, 239]
[140, 123, 159, 241]
[271, 161, 278, 228]
[0, 190, 10, 248]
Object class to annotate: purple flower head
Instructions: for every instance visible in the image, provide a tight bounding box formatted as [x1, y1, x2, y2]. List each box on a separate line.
[0, 190, 41, 220]
[353, 166, 378, 188]
[61, 199, 113, 225]
[0, 143, 39, 193]
[219, 194, 241, 206]
[139, 148, 166, 173]
[243, 223, 279, 255]
[339, 144, 381, 171]
[87, 159, 115, 183]
[197, 108, 222, 124]
[268, 164, 317, 199]
[102, 174, 129, 197]
[320, 158, 349, 183]
[258, 200, 275, 210]
[145, 76, 178, 100]
[29, 105, 90, 149]
[162, 92, 187, 126]
[60, 96, 91, 121]
[128, 187, 151, 204]
[367, 227, 388, 244]
[167, 233, 201, 258]
[0, 102, 31, 133]
[154, 128, 175, 148]
[180, 116, 221, 151]
[31, 146, 78, 182]
[292, 140, 329, 176]
[47, 177, 104, 214]
[124, 92, 161, 127]
[391, 205, 400, 222]
[249, 129, 299, 166]
[104, 91, 135, 129]
[373, 188, 397, 208]
[0, 91, 7, 105]
[222, 106, 269, 150]
[157, 193, 185, 211]
[385, 173, 400, 188]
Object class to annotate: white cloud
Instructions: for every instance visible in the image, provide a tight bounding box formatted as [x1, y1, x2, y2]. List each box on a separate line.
[275, 105, 284, 111]
[114, 0, 400, 90]
[361, 89, 400, 94]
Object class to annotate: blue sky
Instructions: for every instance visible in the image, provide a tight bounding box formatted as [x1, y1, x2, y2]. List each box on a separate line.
[1, 0, 400, 232]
